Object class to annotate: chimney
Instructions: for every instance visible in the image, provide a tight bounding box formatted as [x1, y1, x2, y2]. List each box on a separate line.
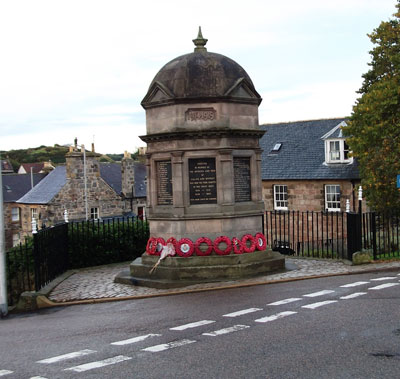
[121, 151, 135, 198]
[92, 143, 95, 153]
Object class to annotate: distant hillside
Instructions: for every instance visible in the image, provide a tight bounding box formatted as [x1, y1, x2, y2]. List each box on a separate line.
[0, 144, 124, 172]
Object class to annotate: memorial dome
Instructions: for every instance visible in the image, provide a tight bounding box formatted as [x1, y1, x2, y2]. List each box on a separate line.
[141, 28, 262, 109]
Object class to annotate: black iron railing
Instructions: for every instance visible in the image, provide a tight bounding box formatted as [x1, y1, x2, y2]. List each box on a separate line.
[5, 216, 149, 307]
[265, 211, 348, 259]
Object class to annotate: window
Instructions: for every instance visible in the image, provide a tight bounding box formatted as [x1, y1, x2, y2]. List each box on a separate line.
[11, 207, 20, 222]
[90, 207, 99, 220]
[31, 208, 38, 221]
[12, 233, 20, 247]
[326, 140, 352, 163]
[274, 185, 288, 210]
[325, 185, 341, 211]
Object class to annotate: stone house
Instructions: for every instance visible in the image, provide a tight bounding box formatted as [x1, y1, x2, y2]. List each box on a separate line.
[2, 173, 46, 249]
[11, 145, 146, 245]
[259, 118, 363, 212]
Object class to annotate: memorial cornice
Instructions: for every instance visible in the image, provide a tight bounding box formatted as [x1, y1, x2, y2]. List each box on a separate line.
[140, 129, 265, 143]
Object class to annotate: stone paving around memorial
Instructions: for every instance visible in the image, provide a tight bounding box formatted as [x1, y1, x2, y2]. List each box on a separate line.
[48, 258, 400, 303]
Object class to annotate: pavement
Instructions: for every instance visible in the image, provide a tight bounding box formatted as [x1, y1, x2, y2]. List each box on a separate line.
[47, 257, 400, 305]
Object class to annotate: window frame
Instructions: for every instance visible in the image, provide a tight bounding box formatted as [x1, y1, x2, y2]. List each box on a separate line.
[325, 139, 353, 164]
[31, 207, 38, 221]
[325, 184, 341, 212]
[90, 207, 99, 220]
[273, 184, 289, 211]
[11, 207, 20, 222]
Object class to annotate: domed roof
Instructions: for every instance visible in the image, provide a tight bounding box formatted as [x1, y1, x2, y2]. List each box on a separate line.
[141, 28, 262, 109]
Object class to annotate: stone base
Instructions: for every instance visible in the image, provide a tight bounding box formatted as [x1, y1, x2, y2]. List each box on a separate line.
[114, 250, 285, 289]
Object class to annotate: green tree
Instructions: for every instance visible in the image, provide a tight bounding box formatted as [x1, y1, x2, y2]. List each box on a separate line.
[344, 1, 400, 214]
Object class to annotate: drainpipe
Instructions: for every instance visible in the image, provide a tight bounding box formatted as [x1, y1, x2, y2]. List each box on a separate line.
[0, 159, 8, 317]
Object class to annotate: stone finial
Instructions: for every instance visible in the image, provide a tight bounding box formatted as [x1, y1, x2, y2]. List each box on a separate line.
[81, 144, 85, 153]
[346, 199, 350, 213]
[193, 26, 208, 52]
[91, 143, 95, 153]
[63, 209, 69, 223]
[358, 186, 363, 201]
[31, 218, 37, 234]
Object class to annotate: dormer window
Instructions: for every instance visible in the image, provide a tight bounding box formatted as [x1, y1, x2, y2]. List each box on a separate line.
[325, 139, 352, 164]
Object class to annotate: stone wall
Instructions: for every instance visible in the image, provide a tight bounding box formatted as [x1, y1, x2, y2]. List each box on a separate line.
[262, 179, 366, 212]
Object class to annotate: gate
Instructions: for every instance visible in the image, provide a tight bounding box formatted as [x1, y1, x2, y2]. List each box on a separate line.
[33, 223, 69, 291]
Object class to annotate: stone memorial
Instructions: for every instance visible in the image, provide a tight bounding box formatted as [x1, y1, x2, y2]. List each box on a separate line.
[116, 28, 284, 288]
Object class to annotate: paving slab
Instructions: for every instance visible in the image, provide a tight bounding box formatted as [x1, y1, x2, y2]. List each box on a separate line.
[48, 258, 400, 303]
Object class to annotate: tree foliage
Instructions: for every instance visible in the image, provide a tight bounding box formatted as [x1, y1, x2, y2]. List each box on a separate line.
[344, 2, 400, 213]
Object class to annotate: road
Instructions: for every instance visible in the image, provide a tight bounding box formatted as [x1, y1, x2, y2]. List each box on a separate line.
[1, 270, 400, 378]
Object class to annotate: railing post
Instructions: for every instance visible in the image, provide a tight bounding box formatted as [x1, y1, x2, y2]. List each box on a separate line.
[32, 226, 40, 292]
[371, 212, 377, 260]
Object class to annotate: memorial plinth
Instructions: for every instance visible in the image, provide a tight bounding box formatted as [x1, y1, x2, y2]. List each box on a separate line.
[115, 28, 284, 288]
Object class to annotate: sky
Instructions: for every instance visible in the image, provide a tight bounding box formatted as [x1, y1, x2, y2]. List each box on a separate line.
[0, 0, 398, 154]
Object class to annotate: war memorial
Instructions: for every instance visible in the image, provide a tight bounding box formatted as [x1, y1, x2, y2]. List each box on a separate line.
[116, 29, 284, 288]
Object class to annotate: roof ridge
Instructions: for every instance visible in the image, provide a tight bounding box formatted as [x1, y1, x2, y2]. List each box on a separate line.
[260, 117, 347, 127]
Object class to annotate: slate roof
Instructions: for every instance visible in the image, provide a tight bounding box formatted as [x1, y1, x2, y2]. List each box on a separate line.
[2, 173, 46, 202]
[17, 166, 67, 204]
[16, 161, 147, 204]
[259, 118, 359, 180]
[134, 162, 147, 198]
[100, 163, 122, 194]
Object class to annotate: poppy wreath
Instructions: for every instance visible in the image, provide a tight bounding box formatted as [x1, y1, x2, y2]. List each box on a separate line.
[241, 234, 256, 253]
[194, 237, 213, 256]
[176, 238, 194, 257]
[154, 237, 166, 256]
[213, 235, 232, 255]
[255, 232, 267, 251]
[146, 237, 157, 255]
[232, 237, 244, 254]
[166, 237, 177, 249]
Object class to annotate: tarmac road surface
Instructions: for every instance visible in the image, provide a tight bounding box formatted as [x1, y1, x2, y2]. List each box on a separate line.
[1, 270, 400, 378]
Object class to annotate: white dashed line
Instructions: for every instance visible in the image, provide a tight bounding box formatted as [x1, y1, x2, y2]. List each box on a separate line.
[303, 290, 335, 298]
[369, 283, 400, 290]
[340, 281, 369, 288]
[142, 339, 196, 352]
[302, 300, 337, 309]
[170, 320, 215, 331]
[370, 277, 398, 281]
[202, 324, 250, 336]
[111, 333, 161, 346]
[30, 377, 48, 379]
[340, 292, 367, 299]
[65, 355, 132, 373]
[255, 311, 297, 323]
[0, 371, 13, 377]
[37, 349, 96, 364]
[223, 308, 262, 317]
[267, 298, 302, 306]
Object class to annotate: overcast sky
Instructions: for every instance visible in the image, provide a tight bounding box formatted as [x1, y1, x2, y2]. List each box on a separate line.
[0, 0, 397, 154]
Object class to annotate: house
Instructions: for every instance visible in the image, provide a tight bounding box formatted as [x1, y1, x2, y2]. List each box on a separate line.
[1, 159, 14, 174]
[259, 118, 362, 212]
[14, 144, 146, 244]
[2, 172, 46, 248]
[18, 161, 55, 174]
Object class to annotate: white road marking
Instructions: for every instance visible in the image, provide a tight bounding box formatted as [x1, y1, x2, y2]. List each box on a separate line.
[369, 283, 400, 290]
[37, 349, 96, 364]
[142, 339, 196, 352]
[111, 333, 161, 346]
[0, 371, 13, 377]
[302, 300, 337, 309]
[65, 355, 132, 373]
[223, 308, 262, 317]
[30, 377, 49, 379]
[202, 324, 250, 336]
[340, 292, 367, 299]
[370, 277, 398, 281]
[340, 281, 369, 288]
[255, 311, 297, 323]
[267, 298, 302, 306]
[303, 290, 335, 298]
[170, 320, 215, 331]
